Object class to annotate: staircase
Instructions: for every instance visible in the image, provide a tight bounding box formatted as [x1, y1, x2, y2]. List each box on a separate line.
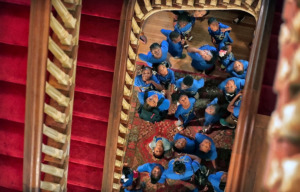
[0, 0, 283, 191]
[258, 0, 284, 115]
[0, 0, 123, 191]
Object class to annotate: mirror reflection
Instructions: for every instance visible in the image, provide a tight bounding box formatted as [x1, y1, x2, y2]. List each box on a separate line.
[122, 10, 256, 192]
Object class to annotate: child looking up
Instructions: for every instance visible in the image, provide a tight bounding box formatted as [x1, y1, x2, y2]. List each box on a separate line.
[174, 12, 195, 41]
[149, 136, 173, 159]
[137, 163, 165, 184]
[160, 29, 186, 58]
[175, 94, 196, 131]
[138, 41, 169, 67]
[175, 75, 205, 98]
[208, 172, 228, 192]
[172, 133, 196, 154]
[153, 62, 176, 101]
[204, 97, 223, 127]
[187, 45, 218, 74]
[134, 66, 162, 93]
[219, 44, 236, 69]
[226, 60, 249, 79]
[218, 77, 245, 102]
[208, 17, 233, 51]
[220, 91, 243, 128]
[195, 133, 217, 169]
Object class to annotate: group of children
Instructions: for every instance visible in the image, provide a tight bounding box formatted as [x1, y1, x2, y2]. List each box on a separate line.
[122, 10, 249, 192]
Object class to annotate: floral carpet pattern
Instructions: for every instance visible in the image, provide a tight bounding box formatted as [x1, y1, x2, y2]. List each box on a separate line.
[123, 67, 234, 192]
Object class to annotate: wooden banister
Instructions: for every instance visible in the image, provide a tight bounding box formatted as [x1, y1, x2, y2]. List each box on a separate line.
[226, 0, 276, 191]
[23, 0, 51, 191]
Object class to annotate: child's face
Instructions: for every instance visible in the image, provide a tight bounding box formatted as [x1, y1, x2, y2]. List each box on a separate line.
[193, 10, 207, 18]
[205, 105, 216, 115]
[199, 139, 211, 153]
[175, 138, 187, 149]
[178, 20, 188, 29]
[209, 21, 219, 32]
[142, 68, 152, 81]
[146, 94, 159, 107]
[153, 145, 163, 156]
[151, 47, 162, 59]
[200, 50, 212, 61]
[151, 166, 162, 178]
[225, 80, 237, 94]
[179, 95, 190, 108]
[221, 173, 228, 182]
[158, 65, 168, 76]
[233, 61, 244, 73]
[172, 36, 181, 44]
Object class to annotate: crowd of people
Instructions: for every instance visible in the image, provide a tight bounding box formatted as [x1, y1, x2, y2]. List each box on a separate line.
[121, 10, 249, 192]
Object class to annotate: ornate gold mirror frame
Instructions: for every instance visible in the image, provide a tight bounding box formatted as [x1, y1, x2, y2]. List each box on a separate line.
[102, 0, 274, 191]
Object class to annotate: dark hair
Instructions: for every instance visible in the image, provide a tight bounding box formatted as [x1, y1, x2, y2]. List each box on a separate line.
[173, 145, 183, 153]
[208, 17, 218, 25]
[173, 161, 186, 174]
[219, 181, 226, 190]
[178, 12, 191, 23]
[150, 43, 161, 51]
[143, 103, 154, 112]
[178, 93, 188, 100]
[121, 166, 132, 184]
[141, 65, 152, 72]
[183, 75, 194, 87]
[153, 151, 164, 159]
[152, 62, 166, 72]
[206, 51, 218, 65]
[169, 31, 180, 41]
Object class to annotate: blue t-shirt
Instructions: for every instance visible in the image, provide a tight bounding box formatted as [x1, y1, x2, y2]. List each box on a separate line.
[138, 91, 170, 111]
[208, 172, 225, 192]
[220, 52, 236, 68]
[175, 97, 196, 125]
[194, 133, 217, 160]
[233, 96, 242, 118]
[208, 22, 233, 44]
[173, 133, 196, 154]
[204, 97, 221, 126]
[160, 155, 200, 182]
[174, 17, 195, 35]
[137, 163, 165, 184]
[218, 77, 245, 94]
[155, 68, 176, 85]
[138, 40, 169, 67]
[161, 29, 183, 57]
[134, 75, 160, 92]
[176, 78, 205, 96]
[226, 60, 249, 79]
[188, 45, 217, 71]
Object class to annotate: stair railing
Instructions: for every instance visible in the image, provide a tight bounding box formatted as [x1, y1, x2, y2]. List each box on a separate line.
[23, 0, 82, 191]
[103, 0, 269, 191]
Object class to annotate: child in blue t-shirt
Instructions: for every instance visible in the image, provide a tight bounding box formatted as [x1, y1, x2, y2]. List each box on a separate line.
[208, 17, 233, 51]
[195, 133, 217, 169]
[161, 29, 186, 58]
[218, 77, 245, 102]
[121, 166, 143, 192]
[153, 62, 176, 102]
[219, 44, 236, 69]
[138, 90, 170, 113]
[137, 163, 165, 184]
[226, 60, 249, 79]
[208, 171, 227, 192]
[172, 133, 196, 154]
[138, 41, 169, 67]
[174, 12, 195, 41]
[160, 154, 201, 183]
[187, 45, 218, 74]
[220, 91, 242, 128]
[134, 66, 163, 93]
[175, 94, 196, 130]
[175, 75, 205, 98]
[204, 97, 222, 127]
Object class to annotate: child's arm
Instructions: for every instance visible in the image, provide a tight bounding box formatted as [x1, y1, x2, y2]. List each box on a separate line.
[221, 27, 232, 32]
[146, 80, 163, 91]
[227, 92, 242, 112]
[134, 86, 142, 92]
[160, 29, 171, 38]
